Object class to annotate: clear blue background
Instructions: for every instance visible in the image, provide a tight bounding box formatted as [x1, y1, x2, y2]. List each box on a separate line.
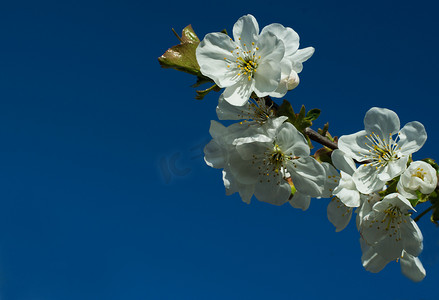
[0, 0, 438, 299]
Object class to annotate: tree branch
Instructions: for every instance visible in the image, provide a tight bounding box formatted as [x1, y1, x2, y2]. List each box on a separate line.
[304, 127, 338, 150]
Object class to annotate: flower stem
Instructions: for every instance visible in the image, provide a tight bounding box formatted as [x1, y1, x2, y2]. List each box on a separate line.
[414, 205, 434, 223]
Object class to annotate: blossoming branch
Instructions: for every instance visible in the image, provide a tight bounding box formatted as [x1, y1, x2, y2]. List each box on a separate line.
[158, 14, 439, 282]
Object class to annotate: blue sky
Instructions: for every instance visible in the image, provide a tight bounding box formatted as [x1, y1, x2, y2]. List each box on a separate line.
[0, 0, 438, 299]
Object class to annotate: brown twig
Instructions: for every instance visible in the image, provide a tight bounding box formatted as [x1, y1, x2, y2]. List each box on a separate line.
[304, 127, 338, 150]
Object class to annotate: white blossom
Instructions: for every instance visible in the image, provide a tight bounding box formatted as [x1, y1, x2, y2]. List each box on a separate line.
[230, 121, 325, 205]
[360, 193, 423, 262]
[397, 160, 437, 200]
[196, 15, 285, 106]
[338, 107, 427, 194]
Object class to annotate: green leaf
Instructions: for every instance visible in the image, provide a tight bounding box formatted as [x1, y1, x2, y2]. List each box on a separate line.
[305, 108, 321, 122]
[158, 25, 202, 76]
[277, 100, 296, 123]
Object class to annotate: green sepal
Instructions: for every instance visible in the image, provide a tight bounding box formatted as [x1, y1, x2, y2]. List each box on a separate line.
[314, 147, 333, 164]
[287, 177, 296, 200]
[158, 25, 202, 76]
[195, 84, 221, 100]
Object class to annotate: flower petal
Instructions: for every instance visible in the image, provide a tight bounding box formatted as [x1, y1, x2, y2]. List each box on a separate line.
[216, 94, 252, 120]
[289, 47, 315, 73]
[233, 14, 259, 48]
[276, 122, 310, 157]
[260, 23, 299, 57]
[327, 198, 352, 232]
[398, 121, 427, 155]
[256, 31, 285, 63]
[360, 239, 390, 273]
[196, 32, 238, 87]
[364, 107, 400, 137]
[288, 156, 325, 197]
[331, 149, 357, 176]
[253, 59, 282, 96]
[204, 140, 226, 169]
[377, 156, 408, 182]
[334, 183, 361, 207]
[254, 178, 291, 206]
[269, 59, 293, 98]
[400, 251, 426, 282]
[338, 130, 371, 162]
[222, 78, 254, 106]
[353, 164, 386, 194]
[401, 218, 423, 257]
[228, 150, 259, 185]
[289, 191, 311, 211]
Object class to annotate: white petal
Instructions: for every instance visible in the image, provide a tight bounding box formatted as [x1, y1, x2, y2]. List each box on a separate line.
[360, 239, 390, 273]
[260, 23, 299, 57]
[222, 78, 254, 106]
[334, 185, 361, 207]
[368, 230, 403, 261]
[228, 150, 259, 185]
[204, 140, 226, 169]
[331, 149, 357, 176]
[289, 191, 311, 211]
[361, 211, 388, 245]
[235, 141, 268, 160]
[377, 156, 408, 182]
[216, 94, 252, 120]
[338, 130, 371, 162]
[327, 198, 352, 232]
[253, 59, 282, 96]
[289, 47, 315, 73]
[269, 59, 293, 98]
[320, 162, 340, 198]
[223, 169, 255, 204]
[196, 32, 238, 87]
[374, 193, 415, 213]
[254, 177, 291, 206]
[397, 180, 418, 200]
[257, 31, 285, 63]
[353, 164, 386, 194]
[400, 251, 426, 282]
[276, 122, 310, 157]
[288, 157, 325, 197]
[398, 121, 427, 155]
[401, 218, 423, 257]
[233, 14, 259, 48]
[364, 107, 400, 137]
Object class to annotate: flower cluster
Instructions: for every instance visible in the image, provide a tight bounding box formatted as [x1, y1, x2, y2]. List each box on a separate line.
[160, 14, 438, 282]
[328, 107, 431, 281]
